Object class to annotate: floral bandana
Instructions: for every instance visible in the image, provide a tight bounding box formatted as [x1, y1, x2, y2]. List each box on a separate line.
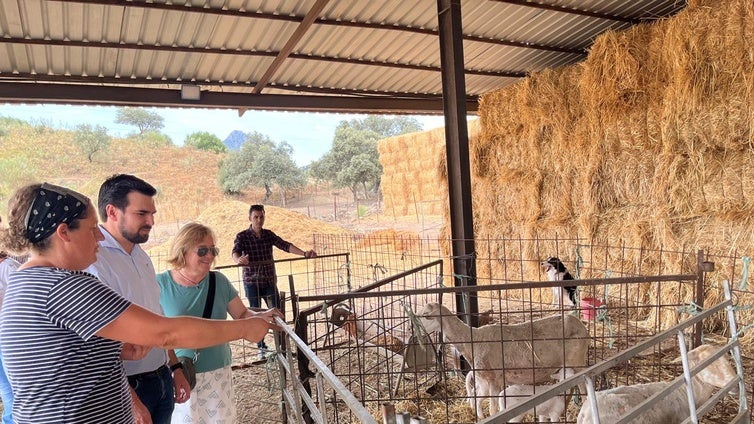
[24, 183, 88, 242]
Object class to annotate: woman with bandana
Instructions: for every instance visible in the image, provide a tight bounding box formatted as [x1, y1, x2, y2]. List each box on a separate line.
[0, 183, 284, 424]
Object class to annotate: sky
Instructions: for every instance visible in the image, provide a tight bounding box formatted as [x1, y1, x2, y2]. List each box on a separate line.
[0, 104, 447, 166]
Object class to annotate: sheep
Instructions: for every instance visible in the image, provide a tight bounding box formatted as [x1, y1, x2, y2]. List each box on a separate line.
[419, 302, 590, 417]
[576, 344, 738, 424]
[499, 368, 575, 422]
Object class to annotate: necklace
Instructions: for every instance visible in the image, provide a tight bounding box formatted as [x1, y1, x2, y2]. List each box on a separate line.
[176, 270, 202, 286]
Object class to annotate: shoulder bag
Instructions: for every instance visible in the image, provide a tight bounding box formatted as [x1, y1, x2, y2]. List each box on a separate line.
[177, 271, 216, 389]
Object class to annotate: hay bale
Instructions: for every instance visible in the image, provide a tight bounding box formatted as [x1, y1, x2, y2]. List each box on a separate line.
[378, 122, 479, 219]
[437, 0, 754, 334]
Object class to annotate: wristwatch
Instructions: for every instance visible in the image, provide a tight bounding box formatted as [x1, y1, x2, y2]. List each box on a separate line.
[170, 362, 184, 372]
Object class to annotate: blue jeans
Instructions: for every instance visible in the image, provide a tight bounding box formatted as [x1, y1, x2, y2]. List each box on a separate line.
[244, 283, 281, 350]
[127, 365, 175, 424]
[0, 346, 14, 424]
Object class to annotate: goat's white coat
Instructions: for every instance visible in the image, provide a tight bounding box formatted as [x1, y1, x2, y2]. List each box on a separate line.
[576, 344, 738, 424]
[498, 368, 575, 422]
[420, 303, 589, 417]
[465, 370, 492, 418]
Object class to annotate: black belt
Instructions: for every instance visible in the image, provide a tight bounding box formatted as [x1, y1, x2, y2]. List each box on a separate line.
[127, 364, 169, 383]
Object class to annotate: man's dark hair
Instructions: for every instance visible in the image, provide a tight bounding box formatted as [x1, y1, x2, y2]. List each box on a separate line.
[98, 174, 157, 221]
[249, 204, 265, 214]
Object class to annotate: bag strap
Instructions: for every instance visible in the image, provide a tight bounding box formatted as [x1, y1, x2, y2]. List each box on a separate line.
[202, 271, 216, 319]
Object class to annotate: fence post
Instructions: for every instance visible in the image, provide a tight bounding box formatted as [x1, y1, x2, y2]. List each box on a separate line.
[694, 250, 706, 348]
[382, 403, 396, 424]
[294, 313, 315, 424]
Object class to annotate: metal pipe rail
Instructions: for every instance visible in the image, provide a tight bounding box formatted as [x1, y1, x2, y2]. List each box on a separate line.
[297, 259, 445, 317]
[297, 273, 697, 303]
[479, 279, 748, 424]
[214, 252, 348, 270]
[271, 315, 378, 424]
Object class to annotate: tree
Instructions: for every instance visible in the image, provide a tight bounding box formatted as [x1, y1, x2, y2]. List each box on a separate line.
[72, 124, 110, 162]
[184, 131, 226, 153]
[312, 116, 422, 201]
[218, 132, 272, 194]
[115, 107, 164, 136]
[0, 116, 28, 137]
[138, 130, 173, 147]
[218, 132, 305, 204]
[343, 115, 422, 138]
[248, 142, 305, 207]
[0, 154, 38, 201]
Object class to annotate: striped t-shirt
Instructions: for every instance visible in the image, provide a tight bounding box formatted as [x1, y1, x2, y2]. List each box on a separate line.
[0, 266, 133, 424]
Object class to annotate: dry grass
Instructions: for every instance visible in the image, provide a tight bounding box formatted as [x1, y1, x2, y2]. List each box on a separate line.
[146, 199, 352, 269]
[378, 121, 481, 219]
[0, 126, 233, 223]
[422, 0, 754, 340]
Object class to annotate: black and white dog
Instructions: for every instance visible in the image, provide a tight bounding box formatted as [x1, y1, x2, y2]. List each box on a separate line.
[541, 257, 578, 307]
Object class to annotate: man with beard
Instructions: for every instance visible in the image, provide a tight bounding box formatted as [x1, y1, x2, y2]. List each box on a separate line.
[86, 174, 190, 424]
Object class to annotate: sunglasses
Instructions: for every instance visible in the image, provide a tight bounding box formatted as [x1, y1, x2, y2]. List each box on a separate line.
[196, 246, 220, 257]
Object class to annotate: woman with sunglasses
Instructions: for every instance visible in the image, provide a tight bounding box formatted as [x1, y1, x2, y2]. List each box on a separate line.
[157, 222, 267, 423]
[0, 184, 282, 424]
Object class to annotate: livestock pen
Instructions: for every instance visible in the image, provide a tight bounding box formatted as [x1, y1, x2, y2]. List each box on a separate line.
[268, 235, 748, 423]
[188, 234, 754, 423]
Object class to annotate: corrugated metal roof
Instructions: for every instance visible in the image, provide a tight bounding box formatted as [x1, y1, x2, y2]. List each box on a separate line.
[0, 0, 687, 113]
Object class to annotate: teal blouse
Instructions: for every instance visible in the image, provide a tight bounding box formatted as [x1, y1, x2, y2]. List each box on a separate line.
[156, 270, 239, 373]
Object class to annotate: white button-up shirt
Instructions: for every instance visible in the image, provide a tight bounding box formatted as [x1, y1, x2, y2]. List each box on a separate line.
[86, 225, 168, 375]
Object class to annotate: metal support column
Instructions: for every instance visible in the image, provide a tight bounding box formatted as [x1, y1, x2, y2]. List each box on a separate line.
[694, 250, 706, 348]
[436, 0, 478, 328]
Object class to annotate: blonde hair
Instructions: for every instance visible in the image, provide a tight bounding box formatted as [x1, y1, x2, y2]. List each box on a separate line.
[166, 222, 217, 269]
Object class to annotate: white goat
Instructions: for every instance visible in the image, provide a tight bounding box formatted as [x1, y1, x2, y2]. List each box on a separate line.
[465, 370, 492, 418]
[577, 344, 738, 424]
[499, 368, 575, 422]
[420, 303, 590, 417]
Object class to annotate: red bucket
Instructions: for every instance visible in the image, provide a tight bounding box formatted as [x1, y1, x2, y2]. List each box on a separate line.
[580, 297, 605, 320]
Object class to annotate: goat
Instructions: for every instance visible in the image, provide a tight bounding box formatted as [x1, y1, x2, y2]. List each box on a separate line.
[420, 302, 589, 417]
[542, 257, 578, 307]
[499, 368, 575, 422]
[465, 370, 493, 418]
[576, 344, 738, 424]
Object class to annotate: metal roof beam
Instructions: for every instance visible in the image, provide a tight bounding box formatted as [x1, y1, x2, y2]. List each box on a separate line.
[59, 0, 586, 55]
[0, 37, 528, 78]
[0, 82, 478, 113]
[0, 72, 483, 100]
[0, 37, 527, 79]
[252, 0, 330, 94]
[488, 0, 640, 24]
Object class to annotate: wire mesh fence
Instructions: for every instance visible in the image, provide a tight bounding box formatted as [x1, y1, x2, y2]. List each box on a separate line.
[278, 235, 747, 423]
[145, 234, 753, 423]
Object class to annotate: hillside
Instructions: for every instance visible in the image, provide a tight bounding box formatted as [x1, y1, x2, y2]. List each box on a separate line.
[0, 119, 441, 251]
[0, 123, 230, 223]
[147, 200, 352, 267]
[0, 123, 439, 252]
